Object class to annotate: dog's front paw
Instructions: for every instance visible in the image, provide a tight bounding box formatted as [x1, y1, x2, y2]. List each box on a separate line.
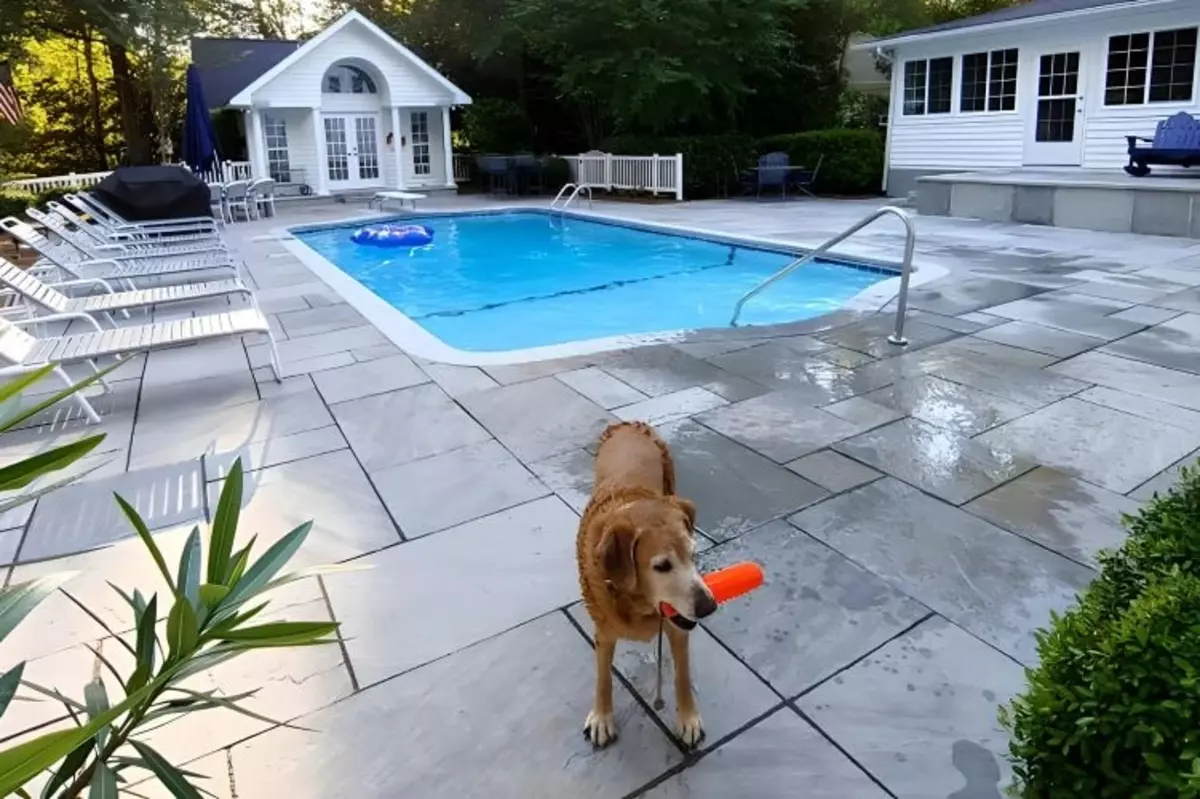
[583, 709, 617, 748]
[676, 710, 705, 749]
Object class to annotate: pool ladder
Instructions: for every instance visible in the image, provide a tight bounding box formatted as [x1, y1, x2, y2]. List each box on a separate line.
[550, 183, 593, 212]
[729, 205, 916, 346]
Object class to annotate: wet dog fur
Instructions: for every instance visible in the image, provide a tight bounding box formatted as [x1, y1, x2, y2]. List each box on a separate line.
[576, 421, 717, 748]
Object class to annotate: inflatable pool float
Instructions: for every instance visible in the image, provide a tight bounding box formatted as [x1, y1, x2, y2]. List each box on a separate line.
[351, 224, 434, 248]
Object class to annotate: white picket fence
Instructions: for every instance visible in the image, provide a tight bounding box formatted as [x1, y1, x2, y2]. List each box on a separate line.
[3, 160, 254, 195]
[560, 152, 684, 200]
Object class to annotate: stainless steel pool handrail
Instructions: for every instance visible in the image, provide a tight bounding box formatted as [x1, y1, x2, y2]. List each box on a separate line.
[728, 205, 916, 346]
[550, 183, 593, 212]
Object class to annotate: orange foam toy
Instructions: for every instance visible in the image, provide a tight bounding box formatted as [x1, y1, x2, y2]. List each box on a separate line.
[662, 561, 764, 618]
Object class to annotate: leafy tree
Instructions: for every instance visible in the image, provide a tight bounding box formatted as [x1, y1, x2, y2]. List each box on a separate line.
[507, 0, 800, 143]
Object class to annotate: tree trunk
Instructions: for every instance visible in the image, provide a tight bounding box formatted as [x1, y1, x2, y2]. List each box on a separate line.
[83, 34, 108, 171]
[107, 42, 152, 165]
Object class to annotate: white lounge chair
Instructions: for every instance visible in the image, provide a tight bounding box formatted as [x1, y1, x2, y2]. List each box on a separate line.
[29, 207, 227, 261]
[60, 193, 221, 244]
[0, 217, 239, 290]
[0, 258, 253, 326]
[0, 307, 280, 423]
[46, 201, 226, 254]
[70, 192, 220, 237]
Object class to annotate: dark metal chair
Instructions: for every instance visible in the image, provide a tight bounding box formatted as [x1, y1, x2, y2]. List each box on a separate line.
[740, 152, 790, 200]
[475, 155, 511, 195]
[786, 154, 823, 198]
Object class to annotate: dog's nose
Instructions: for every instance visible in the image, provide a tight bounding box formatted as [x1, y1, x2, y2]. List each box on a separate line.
[693, 587, 718, 619]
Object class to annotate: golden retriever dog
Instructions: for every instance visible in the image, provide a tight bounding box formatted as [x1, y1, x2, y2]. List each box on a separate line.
[576, 421, 717, 749]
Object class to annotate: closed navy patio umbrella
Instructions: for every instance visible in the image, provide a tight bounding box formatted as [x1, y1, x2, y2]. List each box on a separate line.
[182, 64, 219, 174]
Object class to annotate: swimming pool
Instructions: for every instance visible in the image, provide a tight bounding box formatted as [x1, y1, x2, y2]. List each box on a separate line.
[290, 211, 899, 359]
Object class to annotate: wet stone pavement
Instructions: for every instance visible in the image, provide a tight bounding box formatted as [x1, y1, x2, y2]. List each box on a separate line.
[3, 197, 1200, 798]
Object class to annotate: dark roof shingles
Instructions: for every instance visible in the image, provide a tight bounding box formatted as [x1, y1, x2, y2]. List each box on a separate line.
[189, 37, 299, 107]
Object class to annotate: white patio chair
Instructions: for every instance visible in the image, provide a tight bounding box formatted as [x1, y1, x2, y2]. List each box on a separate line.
[0, 306, 280, 423]
[0, 217, 240, 291]
[208, 183, 229, 225]
[34, 206, 227, 259]
[249, 178, 277, 219]
[71, 192, 220, 237]
[0, 258, 254, 327]
[224, 181, 252, 222]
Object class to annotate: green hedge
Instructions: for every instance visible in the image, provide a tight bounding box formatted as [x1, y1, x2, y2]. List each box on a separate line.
[757, 129, 884, 195]
[1002, 461, 1200, 797]
[604, 134, 757, 199]
[0, 186, 76, 219]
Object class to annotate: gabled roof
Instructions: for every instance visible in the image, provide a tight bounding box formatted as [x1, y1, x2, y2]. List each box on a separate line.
[859, 0, 1169, 49]
[190, 37, 299, 108]
[226, 10, 471, 107]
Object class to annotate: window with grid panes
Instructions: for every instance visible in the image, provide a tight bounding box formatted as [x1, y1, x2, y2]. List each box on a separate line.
[1105, 27, 1197, 105]
[960, 49, 1018, 112]
[263, 116, 291, 183]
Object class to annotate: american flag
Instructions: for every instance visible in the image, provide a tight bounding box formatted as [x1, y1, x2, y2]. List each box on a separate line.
[0, 63, 22, 125]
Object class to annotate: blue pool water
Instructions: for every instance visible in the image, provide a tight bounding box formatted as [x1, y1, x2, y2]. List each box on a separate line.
[294, 212, 892, 352]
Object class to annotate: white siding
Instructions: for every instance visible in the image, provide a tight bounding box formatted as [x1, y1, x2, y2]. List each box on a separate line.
[249, 19, 456, 109]
[886, 1, 1200, 173]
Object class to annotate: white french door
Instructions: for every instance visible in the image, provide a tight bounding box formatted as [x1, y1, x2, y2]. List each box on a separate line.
[323, 114, 383, 188]
[1024, 49, 1086, 166]
[408, 110, 432, 183]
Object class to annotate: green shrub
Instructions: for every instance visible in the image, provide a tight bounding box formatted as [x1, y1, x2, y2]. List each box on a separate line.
[604, 134, 757, 199]
[463, 98, 534, 154]
[1002, 462, 1200, 798]
[0, 188, 37, 218]
[757, 129, 884, 195]
[542, 156, 572, 192]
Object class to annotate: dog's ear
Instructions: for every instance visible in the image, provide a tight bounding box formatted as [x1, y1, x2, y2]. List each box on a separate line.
[596, 518, 640, 593]
[673, 497, 697, 532]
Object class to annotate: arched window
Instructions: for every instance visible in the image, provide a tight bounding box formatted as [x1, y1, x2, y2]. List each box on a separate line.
[323, 64, 378, 94]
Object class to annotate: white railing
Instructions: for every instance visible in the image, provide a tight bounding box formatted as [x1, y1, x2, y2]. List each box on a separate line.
[452, 153, 471, 183]
[559, 152, 684, 200]
[2, 160, 254, 195]
[1, 171, 110, 195]
[190, 161, 253, 184]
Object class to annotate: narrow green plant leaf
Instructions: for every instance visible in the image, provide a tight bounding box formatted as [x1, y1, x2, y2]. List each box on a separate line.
[88, 761, 117, 799]
[0, 456, 113, 517]
[156, 687, 312, 731]
[0, 435, 106, 493]
[126, 594, 158, 694]
[206, 602, 268, 638]
[18, 679, 86, 711]
[0, 358, 126, 434]
[81, 643, 125, 689]
[0, 675, 162, 796]
[225, 536, 256, 588]
[207, 459, 244, 585]
[214, 620, 338, 644]
[166, 596, 199, 662]
[219, 521, 312, 613]
[0, 366, 56, 415]
[0, 662, 24, 721]
[256, 563, 371, 596]
[66, 593, 137, 657]
[175, 527, 202, 608]
[38, 738, 91, 799]
[129, 740, 203, 799]
[108, 756, 211, 781]
[132, 589, 147, 620]
[0, 572, 77, 643]
[83, 677, 110, 750]
[115, 494, 175, 594]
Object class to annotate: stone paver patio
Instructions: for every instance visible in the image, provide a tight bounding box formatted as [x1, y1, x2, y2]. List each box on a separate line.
[3, 195, 1200, 797]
